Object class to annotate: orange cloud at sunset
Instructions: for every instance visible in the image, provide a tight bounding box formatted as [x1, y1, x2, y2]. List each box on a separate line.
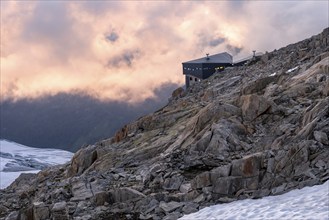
[1, 1, 328, 103]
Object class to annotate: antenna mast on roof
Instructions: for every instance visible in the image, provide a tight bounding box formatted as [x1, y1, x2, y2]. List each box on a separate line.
[252, 50, 256, 61]
[206, 53, 210, 60]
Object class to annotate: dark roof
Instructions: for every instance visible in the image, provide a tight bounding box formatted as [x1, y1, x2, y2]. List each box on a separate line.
[183, 52, 232, 64]
[233, 52, 264, 64]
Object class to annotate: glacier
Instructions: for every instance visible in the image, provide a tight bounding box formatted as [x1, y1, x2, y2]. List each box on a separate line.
[0, 140, 73, 189]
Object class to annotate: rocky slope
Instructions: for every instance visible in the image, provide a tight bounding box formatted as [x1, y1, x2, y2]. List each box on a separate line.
[1, 28, 328, 220]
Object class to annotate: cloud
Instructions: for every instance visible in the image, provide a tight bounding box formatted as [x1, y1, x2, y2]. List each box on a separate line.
[106, 31, 119, 42]
[197, 32, 226, 49]
[226, 44, 243, 56]
[21, 1, 88, 61]
[107, 49, 142, 68]
[1, 1, 328, 103]
[23, 2, 70, 41]
[226, 0, 246, 9]
[209, 37, 226, 47]
[78, 1, 123, 16]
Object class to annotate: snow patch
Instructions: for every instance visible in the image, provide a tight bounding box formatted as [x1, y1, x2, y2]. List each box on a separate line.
[286, 66, 299, 73]
[180, 181, 329, 220]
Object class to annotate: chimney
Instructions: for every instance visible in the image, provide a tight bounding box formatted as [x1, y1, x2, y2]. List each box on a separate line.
[252, 50, 256, 57]
[206, 53, 210, 60]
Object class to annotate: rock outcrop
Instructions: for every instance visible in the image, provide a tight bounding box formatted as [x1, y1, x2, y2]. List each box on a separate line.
[1, 28, 329, 220]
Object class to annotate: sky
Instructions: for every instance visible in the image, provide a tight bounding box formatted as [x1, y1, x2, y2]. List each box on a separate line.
[1, 1, 328, 103]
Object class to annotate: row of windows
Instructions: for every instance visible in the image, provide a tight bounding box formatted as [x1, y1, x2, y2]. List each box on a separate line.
[189, 76, 201, 82]
[184, 66, 224, 71]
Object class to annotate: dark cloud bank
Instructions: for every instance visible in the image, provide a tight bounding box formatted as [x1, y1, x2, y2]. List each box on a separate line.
[0, 83, 179, 152]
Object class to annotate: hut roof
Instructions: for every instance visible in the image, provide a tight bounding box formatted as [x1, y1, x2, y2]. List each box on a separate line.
[183, 52, 232, 64]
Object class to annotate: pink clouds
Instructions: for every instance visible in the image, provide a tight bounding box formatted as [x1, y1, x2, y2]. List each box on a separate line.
[1, 1, 328, 103]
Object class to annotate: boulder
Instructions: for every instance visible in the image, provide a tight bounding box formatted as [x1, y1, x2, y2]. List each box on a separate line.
[212, 176, 234, 195]
[7, 173, 37, 193]
[67, 145, 98, 177]
[315, 160, 327, 170]
[239, 95, 272, 121]
[163, 176, 184, 191]
[271, 183, 287, 195]
[252, 189, 271, 199]
[322, 81, 329, 96]
[204, 119, 246, 155]
[159, 201, 184, 213]
[191, 172, 211, 189]
[297, 117, 319, 139]
[261, 52, 270, 63]
[266, 158, 275, 173]
[274, 144, 309, 177]
[51, 201, 69, 220]
[242, 75, 279, 95]
[92, 191, 110, 206]
[70, 180, 93, 201]
[149, 174, 165, 189]
[109, 187, 146, 203]
[314, 131, 329, 145]
[113, 125, 129, 143]
[5, 211, 19, 220]
[163, 212, 183, 220]
[149, 164, 165, 177]
[182, 202, 199, 214]
[193, 102, 241, 134]
[183, 190, 200, 201]
[74, 201, 91, 217]
[302, 97, 329, 126]
[212, 176, 259, 195]
[20, 206, 34, 220]
[210, 164, 232, 183]
[205, 124, 231, 155]
[33, 202, 49, 220]
[193, 194, 206, 203]
[52, 202, 67, 212]
[73, 215, 92, 220]
[179, 183, 192, 194]
[193, 131, 212, 152]
[0, 205, 9, 215]
[171, 87, 184, 99]
[231, 153, 263, 177]
[201, 89, 215, 102]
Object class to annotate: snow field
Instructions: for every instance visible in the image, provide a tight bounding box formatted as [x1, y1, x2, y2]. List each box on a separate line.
[180, 181, 329, 220]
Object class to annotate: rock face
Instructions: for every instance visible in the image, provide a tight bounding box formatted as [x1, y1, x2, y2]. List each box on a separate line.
[239, 94, 272, 121]
[67, 145, 98, 177]
[1, 28, 329, 220]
